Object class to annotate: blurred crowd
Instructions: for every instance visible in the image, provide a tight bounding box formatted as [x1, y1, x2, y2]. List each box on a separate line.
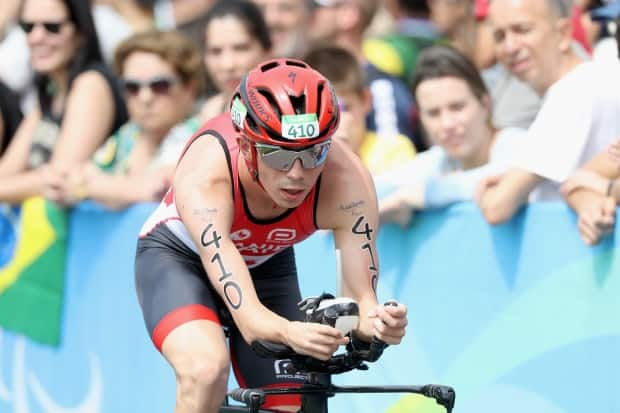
[1, 0, 620, 246]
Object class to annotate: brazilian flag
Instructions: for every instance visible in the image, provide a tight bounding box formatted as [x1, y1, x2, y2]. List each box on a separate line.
[0, 197, 68, 346]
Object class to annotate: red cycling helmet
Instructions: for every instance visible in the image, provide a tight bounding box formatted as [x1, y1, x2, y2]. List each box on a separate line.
[230, 58, 340, 181]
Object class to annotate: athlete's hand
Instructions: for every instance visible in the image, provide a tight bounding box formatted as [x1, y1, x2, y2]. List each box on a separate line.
[285, 321, 349, 361]
[366, 302, 407, 345]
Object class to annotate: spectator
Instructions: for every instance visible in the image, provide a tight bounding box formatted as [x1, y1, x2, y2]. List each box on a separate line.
[310, 0, 419, 150]
[477, 0, 620, 224]
[376, 45, 525, 226]
[200, 0, 272, 122]
[589, 0, 620, 61]
[304, 45, 416, 175]
[251, 0, 313, 58]
[152, 0, 216, 50]
[428, 0, 541, 130]
[560, 138, 619, 245]
[62, 30, 204, 209]
[0, 81, 23, 157]
[0, 0, 128, 204]
[363, 0, 438, 88]
[93, 0, 155, 63]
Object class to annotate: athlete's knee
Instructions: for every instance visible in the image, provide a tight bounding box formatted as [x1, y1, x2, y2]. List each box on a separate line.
[175, 351, 230, 398]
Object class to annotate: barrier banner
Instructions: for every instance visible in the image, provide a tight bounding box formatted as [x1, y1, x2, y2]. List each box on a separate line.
[0, 202, 618, 413]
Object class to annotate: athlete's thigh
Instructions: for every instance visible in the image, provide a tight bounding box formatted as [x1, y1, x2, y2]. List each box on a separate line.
[135, 225, 225, 352]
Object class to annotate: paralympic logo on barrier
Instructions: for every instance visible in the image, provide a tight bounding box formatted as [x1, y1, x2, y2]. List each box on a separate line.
[0, 330, 103, 413]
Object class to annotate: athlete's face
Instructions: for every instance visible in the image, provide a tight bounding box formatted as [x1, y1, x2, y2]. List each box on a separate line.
[256, 148, 326, 209]
[204, 15, 270, 94]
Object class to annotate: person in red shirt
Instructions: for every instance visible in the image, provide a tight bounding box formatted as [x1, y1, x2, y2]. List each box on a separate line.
[135, 58, 408, 413]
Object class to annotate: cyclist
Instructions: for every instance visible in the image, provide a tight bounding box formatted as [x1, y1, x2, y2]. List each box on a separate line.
[135, 58, 408, 413]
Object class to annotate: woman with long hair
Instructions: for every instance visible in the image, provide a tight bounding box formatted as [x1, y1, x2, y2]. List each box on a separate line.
[0, 0, 127, 204]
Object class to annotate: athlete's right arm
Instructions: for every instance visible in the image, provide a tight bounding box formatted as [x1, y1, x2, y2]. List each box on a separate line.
[174, 135, 287, 345]
[173, 135, 346, 359]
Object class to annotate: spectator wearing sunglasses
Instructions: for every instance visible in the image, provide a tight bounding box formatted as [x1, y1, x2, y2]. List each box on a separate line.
[61, 30, 204, 209]
[200, 0, 272, 123]
[0, 0, 128, 204]
[304, 45, 416, 175]
[134, 58, 408, 412]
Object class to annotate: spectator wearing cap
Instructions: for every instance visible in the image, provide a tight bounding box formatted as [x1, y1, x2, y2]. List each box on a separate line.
[477, 0, 620, 226]
[310, 0, 419, 150]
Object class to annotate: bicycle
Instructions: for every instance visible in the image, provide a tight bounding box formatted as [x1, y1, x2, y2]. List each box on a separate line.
[223, 294, 456, 413]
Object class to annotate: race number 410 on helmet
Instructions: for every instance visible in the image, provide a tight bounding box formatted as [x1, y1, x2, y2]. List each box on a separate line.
[230, 58, 340, 179]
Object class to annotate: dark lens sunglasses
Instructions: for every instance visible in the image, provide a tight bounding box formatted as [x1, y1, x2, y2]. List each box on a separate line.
[123, 77, 178, 97]
[18, 20, 68, 34]
[254, 141, 331, 171]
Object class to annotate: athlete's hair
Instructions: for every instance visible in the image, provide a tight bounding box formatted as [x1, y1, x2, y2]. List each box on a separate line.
[303, 46, 366, 96]
[412, 45, 489, 102]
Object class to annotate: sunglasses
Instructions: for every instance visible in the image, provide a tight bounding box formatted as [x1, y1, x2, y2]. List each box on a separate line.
[123, 76, 178, 97]
[18, 20, 69, 35]
[254, 141, 331, 171]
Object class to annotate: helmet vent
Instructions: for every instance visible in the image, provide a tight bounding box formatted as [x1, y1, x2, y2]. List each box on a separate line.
[285, 60, 308, 69]
[260, 61, 280, 72]
[258, 89, 282, 118]
[289, 94, 306, 115]
[316, 82, 324, 118]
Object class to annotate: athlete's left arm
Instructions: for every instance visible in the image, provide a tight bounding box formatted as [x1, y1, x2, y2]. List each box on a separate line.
[317, 143, 407, 344]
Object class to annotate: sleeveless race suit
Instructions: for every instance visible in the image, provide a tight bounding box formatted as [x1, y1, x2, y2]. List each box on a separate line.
[135, 113, 320, 408]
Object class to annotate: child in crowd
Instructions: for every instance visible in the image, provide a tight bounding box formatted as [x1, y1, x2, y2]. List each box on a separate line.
[304, 45, 416, 176]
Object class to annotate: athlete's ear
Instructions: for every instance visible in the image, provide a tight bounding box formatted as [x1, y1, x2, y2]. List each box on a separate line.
[238, 135, 252, 158]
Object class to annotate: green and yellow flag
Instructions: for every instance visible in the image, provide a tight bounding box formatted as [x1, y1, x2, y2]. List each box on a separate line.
[0, 197, 68, 346]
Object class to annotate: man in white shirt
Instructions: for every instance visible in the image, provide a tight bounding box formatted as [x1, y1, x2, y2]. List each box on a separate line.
[477, 0, 620, 228]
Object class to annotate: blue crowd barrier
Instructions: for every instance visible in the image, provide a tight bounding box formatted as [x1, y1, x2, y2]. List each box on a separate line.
[0, 202, 618, 413]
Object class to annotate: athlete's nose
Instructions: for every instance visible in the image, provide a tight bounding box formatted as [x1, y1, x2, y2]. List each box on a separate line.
[286, 158, 305, 180]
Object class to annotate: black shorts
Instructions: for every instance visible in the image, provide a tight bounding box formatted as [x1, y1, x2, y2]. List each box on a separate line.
[135, 225, 306, 408]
